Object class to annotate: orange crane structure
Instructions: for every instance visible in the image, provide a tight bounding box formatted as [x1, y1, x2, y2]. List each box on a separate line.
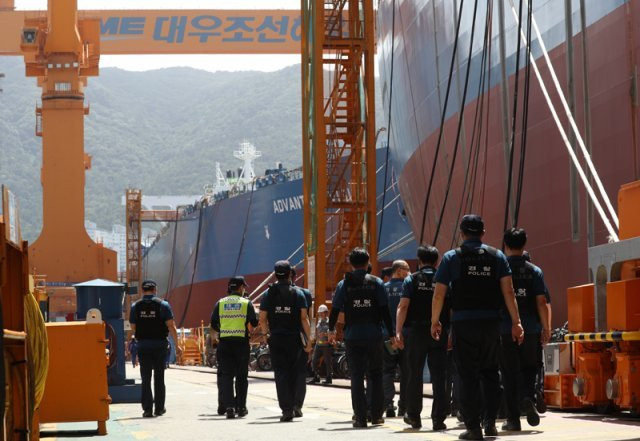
[301, 0, 378, 307]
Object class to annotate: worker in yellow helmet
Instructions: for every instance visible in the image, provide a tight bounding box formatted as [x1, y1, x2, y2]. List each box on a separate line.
[210, 276, 258, 419]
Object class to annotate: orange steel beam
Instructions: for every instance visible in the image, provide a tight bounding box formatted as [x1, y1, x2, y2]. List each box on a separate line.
[25, 0, 117, 285]
[125, 189, 142, 296]
[140, 210, 179, 222]
[0, 9, 301, 55]
[302, 0, 377, 308]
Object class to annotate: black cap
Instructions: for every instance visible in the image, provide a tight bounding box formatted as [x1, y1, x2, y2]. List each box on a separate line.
[228, 276, 248, 290]
[274, 260, 291, 277]
[141, 280, 157, 291]
[460, 214, 484, 235]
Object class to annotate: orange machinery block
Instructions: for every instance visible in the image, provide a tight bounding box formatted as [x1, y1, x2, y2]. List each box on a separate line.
[544, 374, 582, 409]
[574, 350, 615, 406]
[567, 284, 595, 333]
[608, 350, 640, 412]
[39, 321, 110, 435]
[606, 278, 640, 330]
[618, 180, 640, 240]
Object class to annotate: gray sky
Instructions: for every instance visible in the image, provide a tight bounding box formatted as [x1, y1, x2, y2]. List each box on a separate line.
[15, 0, 302, 72]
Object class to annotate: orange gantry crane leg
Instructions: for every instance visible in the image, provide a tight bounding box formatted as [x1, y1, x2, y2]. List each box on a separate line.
[22, 0, 116, 285]
[302, 0, 377, 309]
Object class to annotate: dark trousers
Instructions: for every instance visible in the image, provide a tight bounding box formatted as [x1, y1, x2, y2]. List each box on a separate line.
[405, 329, 448, 422]
[346, 338, 384, 422]
[269, 334, 306, 413]
[500, 332, 541, 421]
[139, 346, 168, 413]
[312, 345, 334, 378]
[382, 346, 406, 410]
[446, 351, 461, 415]
[294, 350, 309, 408]
[452, 320, 502, 430]
[217, 339, 250, 410]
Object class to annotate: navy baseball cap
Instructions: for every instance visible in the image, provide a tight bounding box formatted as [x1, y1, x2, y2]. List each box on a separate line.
[460, 214, 485, 234]
[141, 280, 157, 291]
[274, 260, 291, 277]
[228, 276, 248, 289]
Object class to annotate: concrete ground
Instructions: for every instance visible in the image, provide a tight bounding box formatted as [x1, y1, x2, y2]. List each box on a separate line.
[40, 364, 640, 441]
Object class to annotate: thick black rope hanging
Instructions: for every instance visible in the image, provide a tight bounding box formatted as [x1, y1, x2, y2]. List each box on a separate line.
[432, 0, 481, 245]
[178, 208, 204, 327]
[377, 0, 396, 253]
[513, 0, 534, 226]
[418, 0, 466, 244]
[502, 0, 526, 233]
[234, 181, 256, 275]
[450, 0, 493, 249]
[164, 207, 180, 302]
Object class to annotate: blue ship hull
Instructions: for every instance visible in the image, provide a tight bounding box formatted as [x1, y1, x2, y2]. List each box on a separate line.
[144, 148, 416, 327]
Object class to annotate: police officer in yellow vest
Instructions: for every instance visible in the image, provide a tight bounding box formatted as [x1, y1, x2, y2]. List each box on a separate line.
[211, 276, 259, 419]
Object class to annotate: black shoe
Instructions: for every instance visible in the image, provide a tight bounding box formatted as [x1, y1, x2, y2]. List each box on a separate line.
[154, 408, 166, 416]
[322, 377, 332, 385]
[142, 411, 154, 418]
[483, 423, 498, 437]
[237, 408, 248, 418]
[371, 417, 384, 425]
[403, 415, 422, 429]
[367, 411, 372, 422]
[386, 406, 396, 418]
[226, 408, 236, 419]
[280, 411, 294, 422]
[293, 407, 303, 418]
[308, 376, 320, 384]
[522, 397, 540, 426]
[217, 406, 226, 416]
[459, 428, 484, 440]
[501, 420, 521, 431]
[432, 420, 447, 431]
[353, 420, 368, 428]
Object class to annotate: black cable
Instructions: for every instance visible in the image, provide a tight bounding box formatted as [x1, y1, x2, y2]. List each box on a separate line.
[377, 0, 396, 253]
[502, 0, 525, 233]
[513, 0, 533, 226]
[418, 0, 466, 244]
[450, 0, 493, 249]
[234, 181, 256, 275]
[467, 0, 494, 218]
[432, 0, 481, 245]
[178, 207, 204, 327]
[164, 207, 180, 302]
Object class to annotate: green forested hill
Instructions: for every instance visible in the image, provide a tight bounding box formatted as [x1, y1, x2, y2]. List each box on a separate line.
[0, 58, 383, 241]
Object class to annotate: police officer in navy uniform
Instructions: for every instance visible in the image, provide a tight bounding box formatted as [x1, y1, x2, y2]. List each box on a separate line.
[396, 245, 449, 431]
[328, 248, 395, 428]
[382, 260, 410, 418]
[129, 280, 182, 418]
[500, 228, 550, 431]
[259, 260, 312, 422]
[431, 215, 524, 440]
[290, 267, 313, 411]
[211, 276, 258, 419]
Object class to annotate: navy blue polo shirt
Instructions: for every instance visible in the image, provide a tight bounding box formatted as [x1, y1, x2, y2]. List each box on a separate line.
[129, 295, 174, 349]
[435, 239, 511, 321]
[500, 255, 548, 334]
[259, 282, 308, 336]
[299, 287, 313, 311]
[332, 269, 388, 341]
[384, 277, 404, 335]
